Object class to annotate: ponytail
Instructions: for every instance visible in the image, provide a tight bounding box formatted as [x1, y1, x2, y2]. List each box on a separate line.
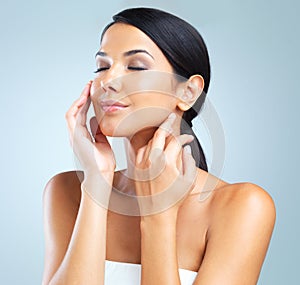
[180, 114, 208, 171]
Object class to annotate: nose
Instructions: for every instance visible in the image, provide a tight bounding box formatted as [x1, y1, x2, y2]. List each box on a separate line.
[101, 77, 122, 93]
[100, 65, 123, 94]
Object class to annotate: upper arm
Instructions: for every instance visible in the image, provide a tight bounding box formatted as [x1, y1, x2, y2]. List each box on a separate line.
[42, 171, 82, 285]
[194, 183, 276, 285]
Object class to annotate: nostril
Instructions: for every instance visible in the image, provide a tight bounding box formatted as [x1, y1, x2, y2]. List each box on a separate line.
[100, 81, 107, 92]
[100, 78, 122, 93]
[108, 86, 117, 92]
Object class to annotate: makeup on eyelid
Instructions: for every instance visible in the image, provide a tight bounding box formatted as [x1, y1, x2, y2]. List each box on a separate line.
[94, 60, 151, 74]
[94, 49, 154, 73]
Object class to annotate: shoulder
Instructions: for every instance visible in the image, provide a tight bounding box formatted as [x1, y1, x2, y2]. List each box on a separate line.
[43, 170, 84, 207]
[42, 171, 84, 284]
[42, 171, 84, 243]
[208, 181, 276, 234]
[189, 170, 276, 230]
[43, 169, 124, 207]
[211, 182, 276, 215]
[193, 181, 276, 283]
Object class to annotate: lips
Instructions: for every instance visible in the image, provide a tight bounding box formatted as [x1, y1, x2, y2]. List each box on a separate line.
[100, 99, 130, 112]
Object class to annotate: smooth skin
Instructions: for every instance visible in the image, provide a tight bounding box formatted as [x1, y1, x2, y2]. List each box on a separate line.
[42, 23, 276, 285]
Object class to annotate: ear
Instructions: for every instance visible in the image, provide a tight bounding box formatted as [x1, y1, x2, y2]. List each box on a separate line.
[177, 75, 204, 111]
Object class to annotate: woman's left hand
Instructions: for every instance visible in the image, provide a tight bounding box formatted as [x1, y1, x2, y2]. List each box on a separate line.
[133, 113, 197, 217]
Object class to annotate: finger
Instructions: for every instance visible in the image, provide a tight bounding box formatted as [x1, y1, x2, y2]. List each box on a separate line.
[89, 116, 110, 144]
[65, 98, 87, 132]
[77, 96, 91, 126]
[143, 139, 153, 164]
[182, 145, 197, 185]
[150, 112, 176, 152]
[136, 145, 148, 165]
[78, 80, 92, 103]
[70, 81, 92, 114]
[65, 82, 92, 131]
[165, 134, 194, 164]
[77, 82, 93, 126]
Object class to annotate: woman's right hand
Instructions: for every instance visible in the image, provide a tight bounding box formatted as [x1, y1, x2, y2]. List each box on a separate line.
[65, 81, 116, 180]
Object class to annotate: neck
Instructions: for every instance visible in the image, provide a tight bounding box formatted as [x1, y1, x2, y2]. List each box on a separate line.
[122, 116, 182, 180]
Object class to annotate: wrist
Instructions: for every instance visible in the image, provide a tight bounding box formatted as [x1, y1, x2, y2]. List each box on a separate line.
[84, 171, 114, 185]
[82, 173, 114, 209]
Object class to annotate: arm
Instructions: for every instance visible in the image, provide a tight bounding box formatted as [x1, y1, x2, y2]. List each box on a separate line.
[140, 212, 181, 285]
[134, 114, 275, 284]
[133, 113, 196, 285]
[193, 183, 276, 285]
[43, 82, 116, 284]
[42, 174, 112, 285]
[140, 183, 275, 285]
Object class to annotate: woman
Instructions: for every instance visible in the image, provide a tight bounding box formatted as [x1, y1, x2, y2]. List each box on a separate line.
[42, 7, 276, 285]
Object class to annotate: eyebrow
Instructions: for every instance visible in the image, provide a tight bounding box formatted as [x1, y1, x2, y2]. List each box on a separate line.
[95, 49, 154, 59]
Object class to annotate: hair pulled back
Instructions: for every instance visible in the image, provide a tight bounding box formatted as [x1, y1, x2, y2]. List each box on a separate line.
[101, 7, 211, 171]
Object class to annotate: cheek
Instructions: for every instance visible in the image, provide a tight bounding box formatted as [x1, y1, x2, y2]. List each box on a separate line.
[124, 70, 176, 95]
[130, 92, 178, 109]
[99, 107, 171, 137]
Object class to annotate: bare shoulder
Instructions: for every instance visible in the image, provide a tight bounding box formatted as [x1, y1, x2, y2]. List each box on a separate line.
[211, 181, 276, 212]
[42, 170, 84, 284]
[189, 169, 276, 226]
[43, 170, 84, 206]
[209, 181, 276, 231]
[191, 181, 276, 284]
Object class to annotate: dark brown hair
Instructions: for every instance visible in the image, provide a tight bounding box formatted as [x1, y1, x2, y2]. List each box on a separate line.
[102, 7, 211, 171]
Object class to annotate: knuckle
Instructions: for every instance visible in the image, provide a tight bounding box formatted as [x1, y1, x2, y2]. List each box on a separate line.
[153, 129, 164, 139]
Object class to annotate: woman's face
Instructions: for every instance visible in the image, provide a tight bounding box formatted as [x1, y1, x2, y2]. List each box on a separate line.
[91, 23, 183, 138]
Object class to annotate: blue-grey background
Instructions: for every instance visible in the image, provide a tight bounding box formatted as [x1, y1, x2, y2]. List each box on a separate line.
[1, 0, 299, 284]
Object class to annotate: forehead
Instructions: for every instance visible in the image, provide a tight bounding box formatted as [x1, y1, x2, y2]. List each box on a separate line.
[100, 23, 161, 56]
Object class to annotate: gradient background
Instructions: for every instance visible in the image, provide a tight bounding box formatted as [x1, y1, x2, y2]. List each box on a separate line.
[1, 0, 299, 284]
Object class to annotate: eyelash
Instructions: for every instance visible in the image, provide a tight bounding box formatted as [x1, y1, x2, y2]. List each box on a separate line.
[94, 67, 109, 73]
[94, 66, 147, 73]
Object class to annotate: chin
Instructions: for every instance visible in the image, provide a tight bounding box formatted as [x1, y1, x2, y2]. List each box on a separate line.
[100, 124, 123, 137]
[99, 120, 133, 137]
[99, 119, 157, 139]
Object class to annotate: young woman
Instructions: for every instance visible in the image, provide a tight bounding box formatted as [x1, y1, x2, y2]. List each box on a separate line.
[42, 7, 276, 285]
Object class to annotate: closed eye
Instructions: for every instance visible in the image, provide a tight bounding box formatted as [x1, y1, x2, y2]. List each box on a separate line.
[128, 66, 147, 71]
[94, 67, 109, 73]
[94, 66, 147, 73]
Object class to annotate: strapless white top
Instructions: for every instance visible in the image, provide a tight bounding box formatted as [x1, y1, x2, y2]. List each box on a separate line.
[105, 260, 198, 285]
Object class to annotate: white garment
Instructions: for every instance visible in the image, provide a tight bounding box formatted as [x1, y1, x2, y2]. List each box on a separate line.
[105, 260, 198, 285]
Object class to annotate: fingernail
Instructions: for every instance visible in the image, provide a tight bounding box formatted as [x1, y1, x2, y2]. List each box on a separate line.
[168, 113, 176, 120]
[185, 145, 192, 154]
